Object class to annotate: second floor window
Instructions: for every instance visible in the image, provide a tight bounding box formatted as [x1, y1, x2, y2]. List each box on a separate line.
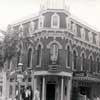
[67, 46, 70, 67]
[73, 50, 77, 70]
[89, 56, 93, 72]
[27, 48, 32, 68]
[81, 53, 85, 71]
[50, 44, 58, 64]
[97, 58, 100, 73]
[37, 44, 42, 66]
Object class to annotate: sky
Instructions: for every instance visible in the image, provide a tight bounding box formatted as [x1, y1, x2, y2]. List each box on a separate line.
[0, 0, 100, 31]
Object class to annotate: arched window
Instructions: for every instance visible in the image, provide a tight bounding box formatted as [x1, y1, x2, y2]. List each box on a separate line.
[97, 58, 100, 73]
[67, 46, 70, 67]
[81, 53, 85, 71]
[73, 50, 77, 70]
[37, 44, 42, 66]
[27, 48, 32, 68]
[51, 13, 59, 28]
[90, 56, 93, 72]
[50, 43, 59, 64]
[17, 49, 21, 67]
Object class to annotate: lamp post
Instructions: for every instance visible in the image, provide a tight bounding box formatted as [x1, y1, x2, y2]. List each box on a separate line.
[16, 62, 23, 100]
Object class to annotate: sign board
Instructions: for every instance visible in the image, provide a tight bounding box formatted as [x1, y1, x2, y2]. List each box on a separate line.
[73, 71, 87, 77]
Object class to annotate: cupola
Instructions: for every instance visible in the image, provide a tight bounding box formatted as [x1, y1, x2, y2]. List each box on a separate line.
[40, 0, 67, 10]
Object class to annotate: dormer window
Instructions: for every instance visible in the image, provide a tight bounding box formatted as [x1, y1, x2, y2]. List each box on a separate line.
[51, 13, 60, 28]
[96, 34, 99, 46]
[72, 23, 77, 34]
[38, 15, 44, 29]
[81, 28, 85, 40]
[66, 17, 71, 30]
[29, 21, 35, 35]
[93, 33, 96, 44]
[19, 24, 24, 37]
[89, 32, 93, 43]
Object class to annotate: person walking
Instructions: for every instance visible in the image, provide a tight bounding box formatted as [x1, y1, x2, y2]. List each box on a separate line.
[28, 86, 33, 100]
[33, 88, 40, 100]
[21, 87, 26, 100]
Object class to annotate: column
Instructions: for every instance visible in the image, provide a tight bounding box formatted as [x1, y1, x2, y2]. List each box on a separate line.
[61, 77, 64, 100]
[42, 76, 45, 100]
[31, 70, 34, 90]
[67, 78, 72, 100]
[34, 77, 37, 95]
[2, 72, 7, 100]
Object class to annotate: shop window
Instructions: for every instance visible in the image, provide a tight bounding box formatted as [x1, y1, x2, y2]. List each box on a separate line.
[37, 44, 42, 66]
[50, 44, 59, 64]
[67, 46, 70, 67]
[51, 13, 60, 28]
[27, 48, 32, 68]
[73, 50, 77, 70]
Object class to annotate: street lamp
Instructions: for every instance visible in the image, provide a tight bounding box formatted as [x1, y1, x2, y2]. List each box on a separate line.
[16, 62, 23, 100]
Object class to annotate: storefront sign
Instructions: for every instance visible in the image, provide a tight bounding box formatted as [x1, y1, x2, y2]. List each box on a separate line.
[73, 71, 87, 77]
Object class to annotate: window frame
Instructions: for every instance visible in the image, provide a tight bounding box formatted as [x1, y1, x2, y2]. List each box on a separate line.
[51, 13, 60, 28]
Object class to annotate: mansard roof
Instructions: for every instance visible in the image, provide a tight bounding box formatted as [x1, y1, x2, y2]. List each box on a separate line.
[11, 9, 99, 33]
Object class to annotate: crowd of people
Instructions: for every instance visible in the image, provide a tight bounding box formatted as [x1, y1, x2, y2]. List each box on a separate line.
[7, 85, 40, 100]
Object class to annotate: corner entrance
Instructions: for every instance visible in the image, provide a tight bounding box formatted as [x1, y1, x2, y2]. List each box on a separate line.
[46, 83, 55, 100]
[79, 86, 91, 98]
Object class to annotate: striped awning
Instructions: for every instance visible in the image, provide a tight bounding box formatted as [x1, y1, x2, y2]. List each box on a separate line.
[73, 76, 100, 82]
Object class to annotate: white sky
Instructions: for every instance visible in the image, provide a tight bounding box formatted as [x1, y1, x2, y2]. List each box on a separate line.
[0, 0, 100, 31]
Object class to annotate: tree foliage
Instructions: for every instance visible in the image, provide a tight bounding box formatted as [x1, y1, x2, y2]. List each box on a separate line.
[3, 29, 19, 61]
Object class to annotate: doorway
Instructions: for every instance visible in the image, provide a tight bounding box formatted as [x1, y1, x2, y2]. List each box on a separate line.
[46, 83, 55, 100]
[79, 86, 91, 98]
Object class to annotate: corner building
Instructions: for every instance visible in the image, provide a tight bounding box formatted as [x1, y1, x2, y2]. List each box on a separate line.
[5, 1, 100, 100]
